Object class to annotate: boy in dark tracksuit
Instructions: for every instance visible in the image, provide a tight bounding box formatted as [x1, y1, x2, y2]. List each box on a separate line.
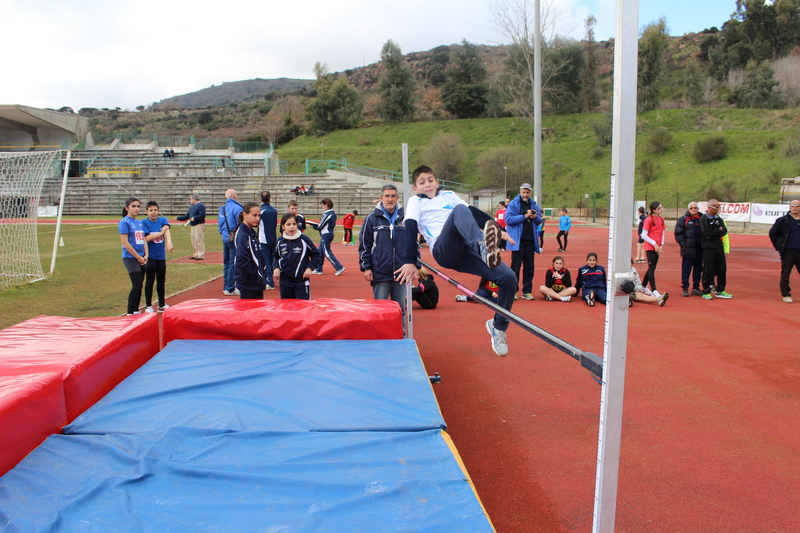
[272, 214, 322, 300]
[700, 200, 732, 299]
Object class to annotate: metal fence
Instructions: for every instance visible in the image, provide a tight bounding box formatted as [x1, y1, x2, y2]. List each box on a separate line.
[304, 159, 472, 193]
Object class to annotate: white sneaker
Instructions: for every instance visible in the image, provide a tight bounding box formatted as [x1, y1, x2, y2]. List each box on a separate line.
[266, 285, 275, 290]
[783, 296, 793, 303]
[545, 295, 553, 301]
[485, 319, 508, 357]
[335, 267, 346, 276]
[158, 304, 170, 311]
[144, 306, 155, 313]
[223, 290, 234, 295]
[233, 288, 240, 295]
[455, 295, 468, 302]
[560, 295, 571, 302]
[311, 270, 323, 275]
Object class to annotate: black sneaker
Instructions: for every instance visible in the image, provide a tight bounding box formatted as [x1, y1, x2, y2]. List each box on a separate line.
[691, 289, 703, 296]
[658, 292, 670, 307]
[682, 289, 689, 297]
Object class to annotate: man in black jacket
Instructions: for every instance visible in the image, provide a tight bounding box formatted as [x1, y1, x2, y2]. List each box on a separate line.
[674, 201, 704, 297]
[700, 199, 732, 299]
[768, 200, 800, 303]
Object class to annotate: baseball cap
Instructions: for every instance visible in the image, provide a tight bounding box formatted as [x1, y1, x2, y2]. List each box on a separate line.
[520, 183, 532, 190]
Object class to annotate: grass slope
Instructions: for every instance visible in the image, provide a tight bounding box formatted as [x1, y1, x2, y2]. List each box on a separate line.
[277, 108, 800, 209]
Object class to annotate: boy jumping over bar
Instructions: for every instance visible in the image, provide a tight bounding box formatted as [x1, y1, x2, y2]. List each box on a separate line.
[395, 165, 517, 356]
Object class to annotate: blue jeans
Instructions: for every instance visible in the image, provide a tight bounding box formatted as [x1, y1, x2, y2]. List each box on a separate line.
[318, 235, 343, 272]
[222, 240, 236, 292]
[433, 204, 516, 331]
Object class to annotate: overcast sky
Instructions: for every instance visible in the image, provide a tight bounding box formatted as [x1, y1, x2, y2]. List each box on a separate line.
[0, 0, 737, 111]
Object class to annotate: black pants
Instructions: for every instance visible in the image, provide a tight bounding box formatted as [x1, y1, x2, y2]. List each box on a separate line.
[779, 249, 800, 297]
[702, 250, 727, 294]
[144, 259, 167, 307]
[343, 228, 353, 242]
[239, 289, 264, 300]
[511, 240, 536, 294]
[556, 230, 568, 250]
[680, 251, 703, 290]
[642, 249, 660, 292]
[123, 258, 144, 314]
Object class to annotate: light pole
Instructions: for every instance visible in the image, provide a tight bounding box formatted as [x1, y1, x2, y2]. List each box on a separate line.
[503, 166, 508, 196]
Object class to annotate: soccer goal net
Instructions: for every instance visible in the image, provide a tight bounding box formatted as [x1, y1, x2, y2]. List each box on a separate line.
[0, 151, 61, 289]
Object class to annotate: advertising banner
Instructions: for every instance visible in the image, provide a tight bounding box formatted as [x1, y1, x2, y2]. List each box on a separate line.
[698, 202, 751, 222]
[750, 203, 791, 224]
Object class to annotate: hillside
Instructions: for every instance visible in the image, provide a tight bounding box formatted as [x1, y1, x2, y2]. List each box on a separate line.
[276, 108, 800, 209]
[154, 78, 312, 110]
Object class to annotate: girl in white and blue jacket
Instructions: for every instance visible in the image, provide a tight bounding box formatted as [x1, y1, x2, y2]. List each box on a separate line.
[575, 252, 607, 307]
[273, 213, 322, 300]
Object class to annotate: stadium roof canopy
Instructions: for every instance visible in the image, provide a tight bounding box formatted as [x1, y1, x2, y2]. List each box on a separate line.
[0, 105, 90, 150]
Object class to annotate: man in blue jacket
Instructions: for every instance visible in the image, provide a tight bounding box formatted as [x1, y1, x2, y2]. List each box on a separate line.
[218, 189, 243, 295]
[176, 194, 206, 260]
[504, 183, 542, 300]
[359, 184, 410, 312]
[674, 201, 704, 297]
[258, 190, 278, 290]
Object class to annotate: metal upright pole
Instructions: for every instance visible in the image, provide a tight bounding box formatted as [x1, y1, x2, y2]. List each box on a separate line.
[402, 143, 413, 339]
[50, 150, 72, 275]
[593, 1, 639, 532]
[533, 0, 543, 204]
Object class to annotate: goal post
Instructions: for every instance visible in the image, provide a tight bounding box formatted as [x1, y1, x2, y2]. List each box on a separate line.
[0, 150, 62, 289]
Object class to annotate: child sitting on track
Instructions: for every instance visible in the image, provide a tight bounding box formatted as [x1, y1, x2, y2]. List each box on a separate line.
[272, 213, 322, 300]
[575, 252, 607, 307]
[626, 266, 669, 307]
[455, 277, 500, 305]
[539, 256, 577, 302]
[394, 165, 517, 357]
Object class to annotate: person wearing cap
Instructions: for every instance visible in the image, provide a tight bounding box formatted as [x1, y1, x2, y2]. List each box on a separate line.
[504, 183, 543, 300]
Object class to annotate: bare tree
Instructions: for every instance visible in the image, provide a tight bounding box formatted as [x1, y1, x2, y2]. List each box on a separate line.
[492, 0, 574, 120]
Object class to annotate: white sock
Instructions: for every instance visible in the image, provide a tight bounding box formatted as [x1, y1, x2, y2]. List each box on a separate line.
[653, 290, 661, 299]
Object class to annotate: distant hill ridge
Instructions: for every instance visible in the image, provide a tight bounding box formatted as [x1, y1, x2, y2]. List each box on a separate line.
[155, 78, 312, 110]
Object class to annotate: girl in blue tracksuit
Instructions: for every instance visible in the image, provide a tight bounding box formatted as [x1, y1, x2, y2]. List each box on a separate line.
[234, 202, 268, 299]
[142, 201, 173, 312]
[309, 198, 344, 275]
[575, 252, 607, 307]
[273, 213, 322, 300]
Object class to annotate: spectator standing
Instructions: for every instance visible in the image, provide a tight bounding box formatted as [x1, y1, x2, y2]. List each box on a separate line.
[641, 201, 666, 299]
[494, 201, 507, 230]
[309, 198, 345, 275]
[176, 194, 206, 260]
[505, 183, 542, 300]
[359, 185, 409, 315]
[768, 200, 800, 303]
[674, 201, 704, 297]
[288, 200, 306, 232]
[234, 202, 268, 300]
[634, 206, 647, 263]
[142, 201, 173, 312]
[700, 199, 732, 299]
[342, 210, 358, 245]
[118, 197, 148, 315]
[556, 208, 571, 252]
[218, 189, 243, 296]
[258, 191, 278, 290]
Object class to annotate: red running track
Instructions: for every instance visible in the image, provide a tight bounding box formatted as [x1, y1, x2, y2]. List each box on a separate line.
[165, 224, 800, 533]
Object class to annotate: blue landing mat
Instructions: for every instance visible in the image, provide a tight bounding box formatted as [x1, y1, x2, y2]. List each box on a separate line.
[0, 429, 493, 533]
[65, 340, 446, 435]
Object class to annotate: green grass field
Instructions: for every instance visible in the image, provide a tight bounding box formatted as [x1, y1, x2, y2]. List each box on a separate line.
[0, 223, 223, 330]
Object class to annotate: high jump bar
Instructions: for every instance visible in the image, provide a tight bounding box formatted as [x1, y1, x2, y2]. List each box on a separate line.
[418, 259, 604, 382]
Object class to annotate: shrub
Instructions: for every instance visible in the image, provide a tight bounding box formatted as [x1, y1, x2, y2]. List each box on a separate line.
[648, 127, 672, 154]
[637, 159, 657, 183]
[591, 114, 613, 147]
[785, 138, 800, 158]
[766, 139, 776, 150]
[692, 136, 727, 163]
[704, 180, 737, 202]
[592, 147, 604, 159]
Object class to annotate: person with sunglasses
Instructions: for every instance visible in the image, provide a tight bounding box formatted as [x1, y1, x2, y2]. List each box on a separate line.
[768, 200, 800, 303]
[674, 201, 704, 297]
[699, 199, 732, 299]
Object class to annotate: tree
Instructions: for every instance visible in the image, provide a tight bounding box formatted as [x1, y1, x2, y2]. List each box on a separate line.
[683, 60, 705, 107]
[425, 45, 450, 87]
[306, 62, 363, 133]
[638, 18, 669, 112]
[732, 60, 784, 109]
[581, 15, 600, 111]
[441, 39, 490, 118]
[422, 132, 466, 182]
[542, 37, 584, 114]
[377, 40, 416, 123]
[493, 0, 576, 120]
[477, 146, 532, 189]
